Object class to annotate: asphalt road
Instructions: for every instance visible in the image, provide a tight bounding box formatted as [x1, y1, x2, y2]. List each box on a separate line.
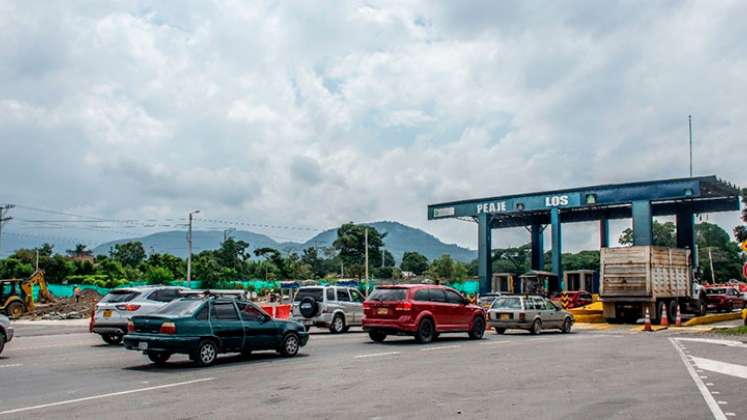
[1, 323, 745, 420]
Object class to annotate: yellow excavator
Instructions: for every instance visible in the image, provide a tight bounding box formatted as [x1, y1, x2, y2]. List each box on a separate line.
[0, 271, 51, 319]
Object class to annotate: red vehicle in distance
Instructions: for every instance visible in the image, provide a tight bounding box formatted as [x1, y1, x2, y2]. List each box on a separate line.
[704, 286, 745, 312]
[362, 285, 486, 344]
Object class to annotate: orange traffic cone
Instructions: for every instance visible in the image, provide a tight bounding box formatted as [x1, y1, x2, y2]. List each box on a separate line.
[675, 304, 682, 327]
[643, 307, 653, 332]
[660, 303, 669, 327]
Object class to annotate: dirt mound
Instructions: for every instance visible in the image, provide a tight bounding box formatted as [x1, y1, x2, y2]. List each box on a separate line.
[24, 290, 102, 320]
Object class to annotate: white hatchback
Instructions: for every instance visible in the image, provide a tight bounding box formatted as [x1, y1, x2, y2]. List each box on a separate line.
[91, 286, 186, 344]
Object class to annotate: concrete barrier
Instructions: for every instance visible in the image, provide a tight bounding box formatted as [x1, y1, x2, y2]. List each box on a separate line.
[684, 312, 742, 327]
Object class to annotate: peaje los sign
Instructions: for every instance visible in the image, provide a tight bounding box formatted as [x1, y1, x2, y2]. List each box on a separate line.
[430, 192, 581, 219]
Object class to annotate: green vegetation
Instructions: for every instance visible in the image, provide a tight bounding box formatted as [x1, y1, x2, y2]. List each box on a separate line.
[713, 325, 747, 335]
[0, 217, 743, 287]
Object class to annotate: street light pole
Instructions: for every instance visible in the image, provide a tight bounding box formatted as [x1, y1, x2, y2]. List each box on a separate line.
[364, 227, 369, 297]
[186, 210, 200, 288]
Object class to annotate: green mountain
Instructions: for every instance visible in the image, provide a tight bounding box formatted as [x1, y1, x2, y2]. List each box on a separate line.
[92, 221, 476, 263]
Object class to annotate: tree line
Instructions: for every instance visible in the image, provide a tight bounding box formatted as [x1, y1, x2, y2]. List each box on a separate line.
[1, 217, 744, 289]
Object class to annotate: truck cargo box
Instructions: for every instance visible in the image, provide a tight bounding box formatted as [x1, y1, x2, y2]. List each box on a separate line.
[600, 246, 691, 301]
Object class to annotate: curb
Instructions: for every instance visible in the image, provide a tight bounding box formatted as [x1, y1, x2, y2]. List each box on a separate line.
[684, 312, 742, 327]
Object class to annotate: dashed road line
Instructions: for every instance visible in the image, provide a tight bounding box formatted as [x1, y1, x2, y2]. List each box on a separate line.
[354, 351, 400, 359]
[0, 377, 215, 416]
[669, 338, 727, 420]
[0, 363, 22, 368]
[420, 345, 461, 352]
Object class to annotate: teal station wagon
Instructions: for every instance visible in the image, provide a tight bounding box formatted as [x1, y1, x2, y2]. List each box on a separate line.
[123, 297, 309, 366]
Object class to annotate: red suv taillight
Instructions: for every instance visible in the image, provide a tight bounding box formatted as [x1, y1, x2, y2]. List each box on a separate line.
[160, 321, 176, 334]
[395, 301, 413, 311]
[127, 320, 135, 333]
[116, 304, 141, 311]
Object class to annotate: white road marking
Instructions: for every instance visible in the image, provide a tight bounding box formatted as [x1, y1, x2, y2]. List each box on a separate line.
[726, 412, 736, 417]
[354, 351, 400, 359]
[669, 338, 727, 420]
[0, 377, 214, 416]
[0, 363, 22, 368]
[480, 340, 510, 346]
[420, 345, 461, 352]
[718, 401, 727, 405]
[674, 337, 747, 349]
[712, 391, 721, 395]
[691, 357, 747, 380]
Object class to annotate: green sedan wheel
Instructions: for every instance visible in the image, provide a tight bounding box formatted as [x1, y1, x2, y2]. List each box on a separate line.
[192, 340, 218, 367]
[279, 333, 300, 357]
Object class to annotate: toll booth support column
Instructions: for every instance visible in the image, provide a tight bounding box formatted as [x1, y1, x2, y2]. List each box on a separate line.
[632, 200, 653, 246]
[676, 210, 698, 268]
[550, 208, 562, 281]
[600, 217, 610, 248]
[530, 224, 544, 270]
[478, 213, 492, 295]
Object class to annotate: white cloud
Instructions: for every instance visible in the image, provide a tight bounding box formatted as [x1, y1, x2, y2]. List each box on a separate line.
[0, 1, 744, 251]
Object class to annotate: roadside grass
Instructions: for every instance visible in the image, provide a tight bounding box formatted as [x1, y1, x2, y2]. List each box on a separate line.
[713, 325, 747, 335]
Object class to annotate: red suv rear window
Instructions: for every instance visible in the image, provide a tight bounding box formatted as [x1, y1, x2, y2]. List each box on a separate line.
[368, 288, 407, 301]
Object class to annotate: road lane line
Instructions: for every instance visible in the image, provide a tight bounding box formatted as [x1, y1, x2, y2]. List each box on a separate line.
[669, 338, 727, 420]
[480, 340, 510, 346]
[0, 377, 214, 416]
[0, 363, 22, 368]
[674, 338, 747, 349]
[419, 345, 461, 352]
[691, 356, 747, 380]
[353, 351, 400, 359]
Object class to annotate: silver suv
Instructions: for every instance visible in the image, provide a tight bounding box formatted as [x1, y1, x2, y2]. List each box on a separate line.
[0, 314, 13, 355]
[92, 286, 186, 344]
[292, 286, 365, 333]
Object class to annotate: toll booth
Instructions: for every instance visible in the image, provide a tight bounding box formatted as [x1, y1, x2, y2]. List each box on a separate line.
[491, 273, 518, 294]
[428, 175, 740, 295]
[519, 271, 560, 297]
[563, 270, 599, 293]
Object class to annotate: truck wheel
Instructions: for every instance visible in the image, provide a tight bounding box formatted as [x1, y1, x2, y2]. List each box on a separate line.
[6, 301, 25, 319]
[102, 334, 123, 345]
[147, 351, 171, 365]
[415, 318, 435, 344]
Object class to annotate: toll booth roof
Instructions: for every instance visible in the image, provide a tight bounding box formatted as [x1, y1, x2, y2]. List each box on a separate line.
[427, 175, 740, 228]
[520, 270, 558, 278]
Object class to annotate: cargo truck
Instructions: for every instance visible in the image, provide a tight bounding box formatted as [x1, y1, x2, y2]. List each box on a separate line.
[600, 246, 706, 322]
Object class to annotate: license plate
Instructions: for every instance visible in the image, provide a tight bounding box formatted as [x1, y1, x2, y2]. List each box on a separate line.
[377, 308, 388, 315]
[499, 313, 510, 320]
[103, 310, 112, 318]
[138, 341, 148, 351]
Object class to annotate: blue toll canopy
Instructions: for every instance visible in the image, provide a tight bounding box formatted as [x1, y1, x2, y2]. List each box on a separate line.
[428, 176, 740, 294]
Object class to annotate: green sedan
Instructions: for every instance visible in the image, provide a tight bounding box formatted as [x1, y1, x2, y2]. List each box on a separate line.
[123, 297, 309, 367]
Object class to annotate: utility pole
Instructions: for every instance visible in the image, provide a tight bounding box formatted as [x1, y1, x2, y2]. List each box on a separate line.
[708, 247, 716, 284]
[689, 115, 693, 177]
[340, 261, 344, 278]
[0, 204, 15, 256]
[186, 210, 200, 288]
[381, 248, 385, 268]
[364, 227, 369, 297]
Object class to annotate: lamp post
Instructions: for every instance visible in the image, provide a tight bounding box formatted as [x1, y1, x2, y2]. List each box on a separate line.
[186, 210, 200, 288]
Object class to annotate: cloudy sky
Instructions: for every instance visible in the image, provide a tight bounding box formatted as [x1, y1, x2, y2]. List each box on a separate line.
[1, 0, 745, 253]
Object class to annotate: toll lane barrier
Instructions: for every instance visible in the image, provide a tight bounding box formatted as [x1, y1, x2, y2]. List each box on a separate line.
[684, 312, 742, 327]
[260, 304, 292, 319]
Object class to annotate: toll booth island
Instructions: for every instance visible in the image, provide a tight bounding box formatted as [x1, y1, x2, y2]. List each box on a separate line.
[427, 176, 740, 295]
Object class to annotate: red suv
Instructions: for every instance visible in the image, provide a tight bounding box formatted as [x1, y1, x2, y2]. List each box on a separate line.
[362, 285, 486, 344]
